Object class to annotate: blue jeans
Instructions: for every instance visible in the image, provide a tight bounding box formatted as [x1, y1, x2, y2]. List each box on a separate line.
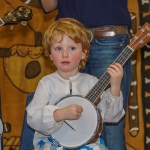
[81, 34, 132, 150]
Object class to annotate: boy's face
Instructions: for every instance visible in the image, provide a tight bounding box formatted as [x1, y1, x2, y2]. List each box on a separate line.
[50, 35, 86, 77]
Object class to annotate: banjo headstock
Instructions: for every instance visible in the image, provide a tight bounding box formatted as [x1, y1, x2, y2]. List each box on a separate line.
[129, 22, 150, 50]
[0, 6, 33, 26]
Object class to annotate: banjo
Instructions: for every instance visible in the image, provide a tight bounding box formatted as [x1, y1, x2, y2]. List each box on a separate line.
[51, 23, 150, 149]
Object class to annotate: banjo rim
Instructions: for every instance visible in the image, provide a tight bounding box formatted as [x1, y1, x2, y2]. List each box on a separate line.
[52, 95, 103, 149]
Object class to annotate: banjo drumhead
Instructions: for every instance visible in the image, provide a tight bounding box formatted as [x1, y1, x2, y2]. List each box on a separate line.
[52, 96, 100, 148]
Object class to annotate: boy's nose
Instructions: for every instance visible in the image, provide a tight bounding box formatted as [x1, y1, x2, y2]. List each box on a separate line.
[62, 50, 69, 57]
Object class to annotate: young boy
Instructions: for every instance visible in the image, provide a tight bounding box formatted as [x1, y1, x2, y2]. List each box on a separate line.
[26, 18, 125, 150]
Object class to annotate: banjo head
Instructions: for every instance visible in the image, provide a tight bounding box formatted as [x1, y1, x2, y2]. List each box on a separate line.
[52, 95, 102, 149]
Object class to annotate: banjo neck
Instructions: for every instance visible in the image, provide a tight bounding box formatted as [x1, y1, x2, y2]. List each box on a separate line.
[85, 23, 150, 103]
[85, 46, 133, 103]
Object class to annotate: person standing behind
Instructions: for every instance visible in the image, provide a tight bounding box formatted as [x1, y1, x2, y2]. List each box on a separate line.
[40, 1, 132, 150]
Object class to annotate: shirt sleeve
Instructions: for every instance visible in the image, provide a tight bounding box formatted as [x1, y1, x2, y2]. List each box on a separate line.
[97, 88, 125, 123]
[26, 79, 63, 135]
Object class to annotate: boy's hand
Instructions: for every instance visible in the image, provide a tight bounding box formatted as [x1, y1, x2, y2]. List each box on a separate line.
[106, 63, 123, 96]
[54, 104, 83, 122]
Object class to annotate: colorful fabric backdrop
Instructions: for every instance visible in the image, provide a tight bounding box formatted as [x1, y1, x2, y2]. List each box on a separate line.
[0, 0, 149, 150]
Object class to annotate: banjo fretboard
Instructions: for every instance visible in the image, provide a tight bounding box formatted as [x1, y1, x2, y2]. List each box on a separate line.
[85, 46, 133, 103]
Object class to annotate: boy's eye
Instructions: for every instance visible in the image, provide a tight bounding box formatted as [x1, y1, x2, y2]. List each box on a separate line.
[55, 47, 62, 51]
[70, 47, 76, 51]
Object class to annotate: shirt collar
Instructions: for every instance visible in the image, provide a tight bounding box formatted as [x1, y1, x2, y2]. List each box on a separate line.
[54, 71, 80, 82]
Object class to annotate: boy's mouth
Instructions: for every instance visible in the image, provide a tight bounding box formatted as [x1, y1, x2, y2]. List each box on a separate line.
[61, 61, 70, 64]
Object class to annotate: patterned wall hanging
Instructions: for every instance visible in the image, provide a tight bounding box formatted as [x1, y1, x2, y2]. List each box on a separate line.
[138, 0, 150, 149]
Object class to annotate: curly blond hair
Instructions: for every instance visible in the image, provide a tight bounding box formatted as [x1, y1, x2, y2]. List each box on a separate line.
[43, 18, 92, 69]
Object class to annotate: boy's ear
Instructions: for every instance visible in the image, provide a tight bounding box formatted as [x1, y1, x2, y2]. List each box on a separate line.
[82, 50, 87, 59]
[50, 55, 53, 61]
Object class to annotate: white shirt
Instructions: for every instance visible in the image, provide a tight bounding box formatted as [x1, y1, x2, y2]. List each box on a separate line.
[26, 71, 125, 148]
